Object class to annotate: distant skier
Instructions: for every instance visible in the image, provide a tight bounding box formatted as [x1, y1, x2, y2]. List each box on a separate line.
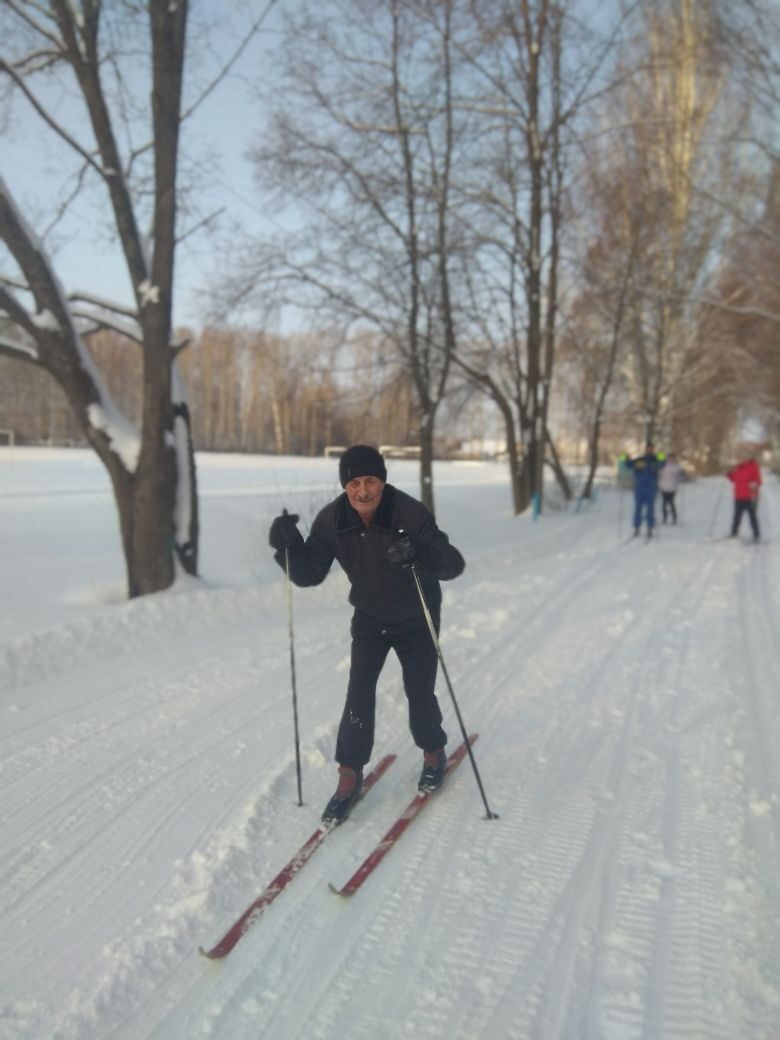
[726, 450, 762, 541]
[621, 442, 664, 538]
[268, 445, 465, 824]
[658, 451, 684, 525]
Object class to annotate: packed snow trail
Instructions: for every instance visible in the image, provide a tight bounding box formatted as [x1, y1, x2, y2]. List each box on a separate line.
[0, 450, 778, 1039]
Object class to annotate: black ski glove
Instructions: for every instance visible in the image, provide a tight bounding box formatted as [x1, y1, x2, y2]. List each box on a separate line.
[386, 530, 431, 571]
[269, 512, 303, 551]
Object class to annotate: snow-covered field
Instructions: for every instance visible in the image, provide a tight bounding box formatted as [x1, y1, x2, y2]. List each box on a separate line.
[1, 447, 778, 1040]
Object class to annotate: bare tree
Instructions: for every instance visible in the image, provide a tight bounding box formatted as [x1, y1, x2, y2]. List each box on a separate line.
[448, 0, 623, 513]
[227, 0, 476, 512]
[0, 1, 200, 596]
[560, 196, 643, 499]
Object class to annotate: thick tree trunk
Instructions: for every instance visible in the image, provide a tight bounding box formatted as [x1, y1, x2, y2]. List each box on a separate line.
[545, 429, 571, 502]
[582, 418, 601, 501]
[418, 412, 436, 514]
[130, 451, 177, 596]
[519, 435, 540, 510]
[503, 416, 527, 515]
[94, 394, 198, 596]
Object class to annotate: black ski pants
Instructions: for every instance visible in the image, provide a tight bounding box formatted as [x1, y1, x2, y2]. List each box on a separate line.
[336, 610, 447, 770]
[661, 491, 677, 523]
[731, 498, 760, 539]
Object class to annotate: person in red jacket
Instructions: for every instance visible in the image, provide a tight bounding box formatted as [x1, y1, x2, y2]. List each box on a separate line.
[726, 451, 762, 540]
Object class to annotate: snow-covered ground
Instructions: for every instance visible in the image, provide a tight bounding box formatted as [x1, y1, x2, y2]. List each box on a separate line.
[1, 447, 778, 1040]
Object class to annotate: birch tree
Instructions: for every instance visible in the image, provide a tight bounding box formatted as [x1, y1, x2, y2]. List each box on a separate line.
[555, 0, 779, 474]
[560, 202, 643, 500]
[608, 0, 737, 446]
[695, 0, 780, 453]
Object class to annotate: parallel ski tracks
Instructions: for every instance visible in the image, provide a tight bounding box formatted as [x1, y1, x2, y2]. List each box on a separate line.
[88, 540, 775, 1038]
[0, 626, 348, 969]
[395, 543, 745, 1040]
[5, 479, 779, 1040]
[585, 550, 748, 1040]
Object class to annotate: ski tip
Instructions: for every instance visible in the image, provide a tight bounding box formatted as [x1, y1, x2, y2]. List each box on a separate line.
[328, 881, 351, 898]
[198, 945, 221, 961]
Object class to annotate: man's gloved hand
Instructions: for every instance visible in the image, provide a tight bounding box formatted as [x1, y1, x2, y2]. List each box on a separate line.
[386, 530, 428, 571]
[269, 512, 303, 551]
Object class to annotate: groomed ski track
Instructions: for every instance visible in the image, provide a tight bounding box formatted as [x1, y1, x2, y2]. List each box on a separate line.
[0, 452, 778, 1039]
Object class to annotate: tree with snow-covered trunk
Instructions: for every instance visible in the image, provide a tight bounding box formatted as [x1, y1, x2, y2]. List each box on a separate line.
[0, 0, 197, 597]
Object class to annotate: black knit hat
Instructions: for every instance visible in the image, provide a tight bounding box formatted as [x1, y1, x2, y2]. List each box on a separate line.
[339, 444, 387, 487]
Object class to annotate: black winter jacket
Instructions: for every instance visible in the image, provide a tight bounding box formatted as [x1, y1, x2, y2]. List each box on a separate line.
[275, 484, 465, 630]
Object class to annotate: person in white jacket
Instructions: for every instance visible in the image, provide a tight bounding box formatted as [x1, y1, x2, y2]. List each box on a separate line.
[658, 452, 683, 524]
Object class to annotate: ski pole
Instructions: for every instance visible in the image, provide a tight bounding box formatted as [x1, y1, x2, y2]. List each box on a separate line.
[410, 564, 498, 820]
[707, 482, 723, 538]
[283, 511, 303, 807]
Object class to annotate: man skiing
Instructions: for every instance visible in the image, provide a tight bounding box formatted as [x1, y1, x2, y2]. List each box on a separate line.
[621, 442, 663, 538]
[268, 444, 465, 824]
[727, 450, 762, 541]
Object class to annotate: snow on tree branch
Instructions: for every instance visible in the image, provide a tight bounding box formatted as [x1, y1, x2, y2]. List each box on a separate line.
[1, 174, 141, 471]
[86, 403, 141, 473]
[66, 292, 138, 321]
[0, 334, 39, 363]
[71, 310, 144, 345]
[30, 308, 61, 333]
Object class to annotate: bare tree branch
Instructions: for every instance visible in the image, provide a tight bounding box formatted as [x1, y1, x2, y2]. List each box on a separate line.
[0, 58, 105, 176]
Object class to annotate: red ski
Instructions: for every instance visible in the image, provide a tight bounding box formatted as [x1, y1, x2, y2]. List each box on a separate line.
[199, 753, 396, 959]
[329, 734, 478, 898]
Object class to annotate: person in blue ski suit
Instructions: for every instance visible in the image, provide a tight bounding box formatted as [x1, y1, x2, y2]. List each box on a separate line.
[621, 443, 664, 538]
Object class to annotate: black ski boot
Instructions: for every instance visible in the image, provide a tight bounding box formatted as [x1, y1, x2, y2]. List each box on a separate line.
[418, 748, 447, 793]
[322, 766, 363, 825]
